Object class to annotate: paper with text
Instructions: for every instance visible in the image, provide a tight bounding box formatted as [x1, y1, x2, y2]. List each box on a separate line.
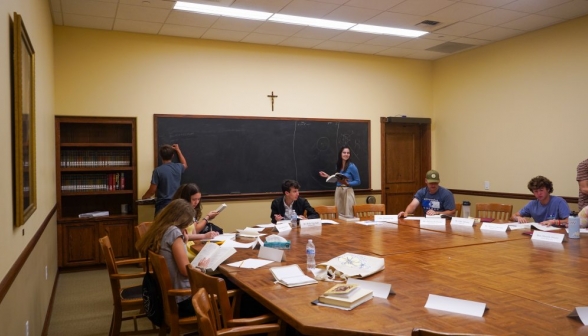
[420, 218, 446, 226]
[191, 243, 237, 272]
[532, 231, 565, 243]
[480, 223, 509, 232]
[374, 215, 398, 223]
[450, 217, 475, 226]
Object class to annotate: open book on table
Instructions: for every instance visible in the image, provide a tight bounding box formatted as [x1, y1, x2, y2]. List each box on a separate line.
[191, 242, 237, 272]
[270, 264, 317, 287]
[325, 173, 347, 183]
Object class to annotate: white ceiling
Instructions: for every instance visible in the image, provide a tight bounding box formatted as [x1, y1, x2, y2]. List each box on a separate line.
[49, 0, 588, 60]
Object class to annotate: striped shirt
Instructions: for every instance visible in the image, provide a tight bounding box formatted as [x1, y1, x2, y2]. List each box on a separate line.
[577, 159, 588, 210]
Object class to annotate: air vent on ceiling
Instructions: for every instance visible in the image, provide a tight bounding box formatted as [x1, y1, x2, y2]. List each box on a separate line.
[426, 42, 475, 54]
[418, 20, 440, 26]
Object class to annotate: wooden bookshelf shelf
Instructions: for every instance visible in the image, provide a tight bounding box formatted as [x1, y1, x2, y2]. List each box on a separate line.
[55, 116, 138, 268]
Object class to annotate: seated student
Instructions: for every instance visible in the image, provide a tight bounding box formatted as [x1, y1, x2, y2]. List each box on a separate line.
[398, 170, 456, 217]
[135, 199, 209, 318]
[173, 183, 221, 260]
[512, 176, 570, 226]
[270, 179, 319, 223]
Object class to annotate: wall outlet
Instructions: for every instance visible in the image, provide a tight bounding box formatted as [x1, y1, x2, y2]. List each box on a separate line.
[484, 181, 490, 190]
[45, 265, 48, 280]
[26, 320, 29, 336]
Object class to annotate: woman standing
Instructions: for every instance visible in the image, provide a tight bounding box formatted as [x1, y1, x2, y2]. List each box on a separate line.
[135, 199, 209, 318]
[173, 183, 222, 260]
[319, 146, 361, 217]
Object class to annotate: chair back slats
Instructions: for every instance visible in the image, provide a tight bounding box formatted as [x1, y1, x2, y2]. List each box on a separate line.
[193, 288, 218, 336]
[454, 203, 462, 217]
[187, 265, 233, 329]
[353, 204, 385, 217]
[475, 203, 513, 221]
[314, 205, 338, 219]
[148, 251, 180, 328]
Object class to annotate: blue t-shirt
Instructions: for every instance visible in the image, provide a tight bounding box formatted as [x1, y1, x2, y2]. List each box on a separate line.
[151, 162, 185, 203]
[518, 196, 570, 222]
[336, 162, 361, 187]
[414, 186, 455, 213]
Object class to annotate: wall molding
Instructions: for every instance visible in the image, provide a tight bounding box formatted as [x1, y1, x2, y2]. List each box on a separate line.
[0, 204, 57, 304]
[450, 189, 578, 204]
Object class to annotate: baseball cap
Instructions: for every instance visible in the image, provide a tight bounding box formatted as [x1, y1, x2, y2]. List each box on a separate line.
[426, 170, 440, 183]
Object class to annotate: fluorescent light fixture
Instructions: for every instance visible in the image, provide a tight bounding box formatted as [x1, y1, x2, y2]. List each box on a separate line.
[351, 24, 428, 38]
[269, 14, 355, 30]
[174, 2, 272, 21]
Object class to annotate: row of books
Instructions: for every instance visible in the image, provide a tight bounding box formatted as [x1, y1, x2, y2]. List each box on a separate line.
[60, 149, 131, 167]
[61, 173, 126, 192]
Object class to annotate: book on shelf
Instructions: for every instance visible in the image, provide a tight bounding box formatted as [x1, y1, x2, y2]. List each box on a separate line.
[78, 211, 109, 218]
[317, 286, 373, 309]
[191, 242, 237, 272]
[325, 173, 347, 183]
[270, 264, 317, 287]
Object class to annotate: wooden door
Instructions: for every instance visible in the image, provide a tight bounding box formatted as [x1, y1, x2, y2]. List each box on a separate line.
[380, 118, 431, 215]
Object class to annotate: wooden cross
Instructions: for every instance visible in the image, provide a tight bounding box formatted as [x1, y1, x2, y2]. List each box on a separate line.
[267, 91, 278, 111]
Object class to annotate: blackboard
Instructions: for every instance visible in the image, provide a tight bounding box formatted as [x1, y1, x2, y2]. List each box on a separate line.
[154, 115, 370, 196]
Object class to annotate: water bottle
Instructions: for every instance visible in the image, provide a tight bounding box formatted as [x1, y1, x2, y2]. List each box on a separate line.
[306, 239, 316, 270]
[568, 215, 580, 239]
[291, 210, 297, 228]
[462, 201, 471, 218]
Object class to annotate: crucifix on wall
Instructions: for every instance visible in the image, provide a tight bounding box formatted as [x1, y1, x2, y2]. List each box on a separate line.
[267, 91, 278, 111]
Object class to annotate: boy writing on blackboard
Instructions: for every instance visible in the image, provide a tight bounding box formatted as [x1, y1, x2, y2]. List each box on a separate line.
[142, 144, 187, 216]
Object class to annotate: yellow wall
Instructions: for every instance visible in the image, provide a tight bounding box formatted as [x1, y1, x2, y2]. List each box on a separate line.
[54, 26, 431, 230]
[2, 3, 588, 333]
[0, 0, 57, 334]
[433, 15, 588, 198]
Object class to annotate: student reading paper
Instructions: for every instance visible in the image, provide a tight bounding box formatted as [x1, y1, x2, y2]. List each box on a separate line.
[319, 146, 361, 217]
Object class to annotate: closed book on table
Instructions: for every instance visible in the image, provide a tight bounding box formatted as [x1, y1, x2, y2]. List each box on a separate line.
[318, 288, 373, 309]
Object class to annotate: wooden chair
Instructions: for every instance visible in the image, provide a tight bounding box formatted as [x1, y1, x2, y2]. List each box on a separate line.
[148, 251, 198, 336]
[454, 203, 462, 217]
[192, 288, 280, 336]
[353, 204, 385, 217]
[135, 222, 152, 240]
[314, 205, 338, 219]
[98, 236, 159, 336]
[186, 265, 278, 329]
[475, 203, 513, 221]
[412, 328, 492, 336]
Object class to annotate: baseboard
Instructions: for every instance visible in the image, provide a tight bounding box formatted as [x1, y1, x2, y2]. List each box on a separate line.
[41, 270, 60, 336]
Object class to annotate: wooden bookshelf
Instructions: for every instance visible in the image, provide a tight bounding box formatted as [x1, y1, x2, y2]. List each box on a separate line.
[55, 116, 138, 268]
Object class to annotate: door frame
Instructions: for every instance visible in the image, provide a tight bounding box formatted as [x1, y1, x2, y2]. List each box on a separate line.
[380, 117, 431, 212]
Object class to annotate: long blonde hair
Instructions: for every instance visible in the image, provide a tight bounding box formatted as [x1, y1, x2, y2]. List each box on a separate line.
[136, 199, 195, 254]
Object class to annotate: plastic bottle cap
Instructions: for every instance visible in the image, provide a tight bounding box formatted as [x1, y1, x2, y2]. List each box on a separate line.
[462, 201, 471, 206]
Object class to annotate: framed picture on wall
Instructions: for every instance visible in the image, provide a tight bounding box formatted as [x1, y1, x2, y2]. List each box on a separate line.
[12, 12, 37, 227]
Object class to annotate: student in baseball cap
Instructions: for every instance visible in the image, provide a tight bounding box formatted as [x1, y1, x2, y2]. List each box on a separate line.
[398, 170, 456, 217]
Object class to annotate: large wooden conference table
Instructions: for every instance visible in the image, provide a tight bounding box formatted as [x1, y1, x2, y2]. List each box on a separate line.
[211, 219, 588, 336]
